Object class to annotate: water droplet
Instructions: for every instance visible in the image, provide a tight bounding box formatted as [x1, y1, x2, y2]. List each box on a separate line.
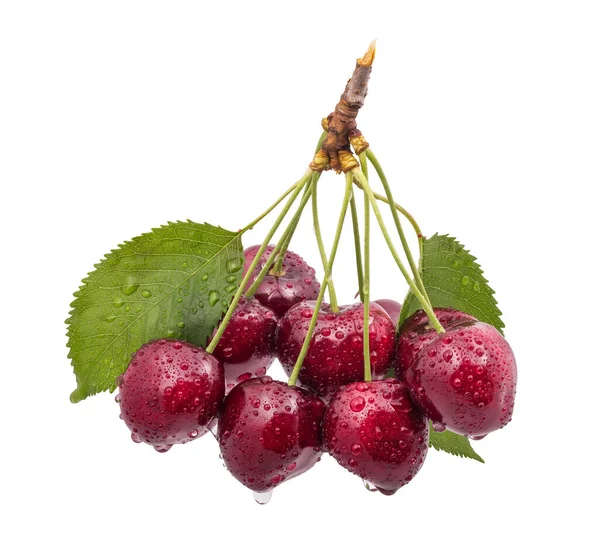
[226, 275, 237, 283]
[226, 258, 243, 273]
[461, 276, 470, 286]
[201, 273, 209, 282]
[432, 421, 446, 432]
[141, 289, 152, 298]
[363, 479, 378, 492]
[122, 283, 139, 296]
[208, 290, 220, 306]
[225, 284, 236, 293]
[188, 429, 199, 438]
[131, 433, 142, 443]
[350, 396, 366, 412]
[113, 298, 125, 308]
[105, 315, 116, 323]
[253, 490, 273, 505]
[176, 321, 185, 329]
[153, 444, 172, 453]
[351, 443, 362, 455]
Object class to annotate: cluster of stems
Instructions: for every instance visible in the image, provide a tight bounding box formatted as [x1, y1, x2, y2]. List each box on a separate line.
[206, 135, 444, 387]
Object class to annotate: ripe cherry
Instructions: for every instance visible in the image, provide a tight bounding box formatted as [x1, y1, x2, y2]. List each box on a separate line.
[243, 245, 320, 316]
[117, 339, 224, 452]
[277, 301, 395, 401]
[398, 309, 517, 437]
[218, 377, 325, 494]
[212, 297, 278, 392]
[324, 379, 429, 495]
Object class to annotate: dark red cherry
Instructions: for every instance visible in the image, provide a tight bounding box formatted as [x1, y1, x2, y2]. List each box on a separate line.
[212, 297, 278, 393]
[324, 379, 429, 495]
[277, 301, 395, 401]
[218, 377, 325, 493]
[117, 339, 224, 452]
[399, 310, 517, 437]
[243, 245, 320, 317]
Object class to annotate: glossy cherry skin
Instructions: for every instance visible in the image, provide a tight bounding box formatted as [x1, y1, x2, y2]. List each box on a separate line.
[212, 297, 278, 393]
[218, 377, 325, 493]
[396, 308, 476, 379]
[243, 245, 320, 317]
[277, 301, 396, 401]
[324, 379, 429, 495]
[399, 310, 517, 437]
[373, 298, 402, 328]
[117, 339, 225, 452]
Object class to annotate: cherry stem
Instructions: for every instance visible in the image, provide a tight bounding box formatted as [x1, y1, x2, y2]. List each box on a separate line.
[352, 168, 445, 334]
[351, 179, 424, 263]
[311, 172, 339, 311]
[359, 152, 372, 382]
[246, 180, 313, 298]
[365, 148, 429, 303]
[349, 186, 364, 302]
[241, 180, 302, 234]
[288, 173, 353, 387]
[206, 171, 312, 354]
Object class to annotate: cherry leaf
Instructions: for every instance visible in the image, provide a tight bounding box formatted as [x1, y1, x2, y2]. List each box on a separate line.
[67, 221, 244, 403]
[399, 234, 504, 333]
[429, 426, 485, 463]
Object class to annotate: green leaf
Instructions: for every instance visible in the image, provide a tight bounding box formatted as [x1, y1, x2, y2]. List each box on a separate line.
[429, 426, 485, 463]
[67, 221, 244, 403]
[399, 234, 503, 333]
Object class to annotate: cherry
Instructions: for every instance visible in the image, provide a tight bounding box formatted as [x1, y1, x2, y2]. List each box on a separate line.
[117, 339, 224, 452]
[212, 297, 278, 393]
[373, 298, 402, 327]
[277, 301, 395, 400]
[398, 309, 517, 437]
[243, 245, 320, 316]
[217, 377, 325, 494]
[396, 308, 476, 379]
[323, 379, 429, 495]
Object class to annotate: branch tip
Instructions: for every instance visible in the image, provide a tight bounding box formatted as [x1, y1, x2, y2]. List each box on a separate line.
[358, 40, 377, 67]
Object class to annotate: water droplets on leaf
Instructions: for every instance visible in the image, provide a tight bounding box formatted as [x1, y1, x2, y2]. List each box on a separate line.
[208, 290, 220, 306]
[141, 289, 152, 298]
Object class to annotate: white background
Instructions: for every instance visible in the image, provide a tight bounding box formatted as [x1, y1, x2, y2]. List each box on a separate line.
[1, 1, 599, 538]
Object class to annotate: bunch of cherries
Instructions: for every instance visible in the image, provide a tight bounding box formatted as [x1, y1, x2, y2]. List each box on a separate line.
[117, 244, 517, 501]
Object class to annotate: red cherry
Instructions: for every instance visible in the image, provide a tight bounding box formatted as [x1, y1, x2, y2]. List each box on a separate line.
[117, 339, 224, 452]
[324, 379, 429, 495]
[217, 377, 325, 493]
[212, 297, 278, 392]
[277, 301, 396, 401]
[243, 245, 320, 316]
[399, 310, 517, 437]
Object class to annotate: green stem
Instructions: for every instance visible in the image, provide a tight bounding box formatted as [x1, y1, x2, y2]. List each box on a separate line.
[241, 180, 301, 234]
[359, 153, 371, 381]
[206, 171, 312, 354]
[288, 173, 353, 386]
[272, 180, 312, 274]
[246, 180, 313, 298]
[365, 148, 429, 303]
[349, 189, 364, 303]
[311, 173, 339, 311]
[353, 168, 445, 334]
[351, 179, 424, 263]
